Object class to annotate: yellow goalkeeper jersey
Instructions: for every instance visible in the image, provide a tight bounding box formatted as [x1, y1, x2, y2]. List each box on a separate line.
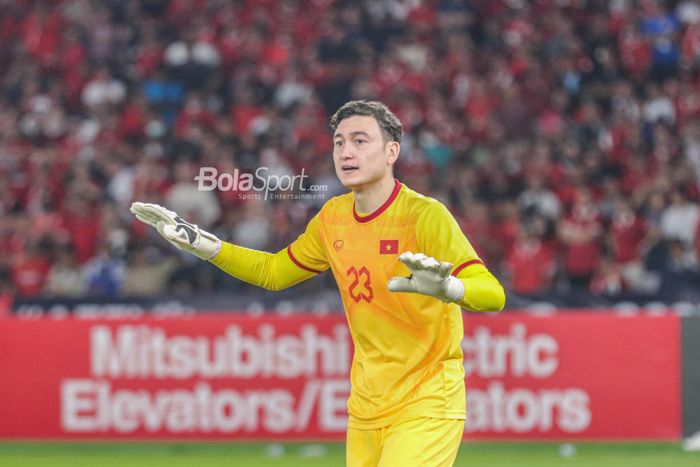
[211, 179, 505, 429]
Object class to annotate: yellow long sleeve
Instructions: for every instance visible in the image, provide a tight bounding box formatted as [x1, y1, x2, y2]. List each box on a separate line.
[455, 263, 505, 312]
[209, 242, 317, 291]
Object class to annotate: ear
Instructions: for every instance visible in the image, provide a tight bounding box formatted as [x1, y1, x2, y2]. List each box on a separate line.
[386, 141, 400, 166]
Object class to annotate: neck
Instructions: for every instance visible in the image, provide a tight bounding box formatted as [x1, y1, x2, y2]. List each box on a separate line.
[353, 176, 396, 214]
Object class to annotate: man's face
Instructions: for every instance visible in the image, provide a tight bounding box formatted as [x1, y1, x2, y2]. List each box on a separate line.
[332, 115, 399, 190]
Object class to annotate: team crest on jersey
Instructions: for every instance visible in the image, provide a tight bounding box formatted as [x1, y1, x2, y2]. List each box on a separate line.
[333, 239, 344, 251]
[379, 239, 398, 255]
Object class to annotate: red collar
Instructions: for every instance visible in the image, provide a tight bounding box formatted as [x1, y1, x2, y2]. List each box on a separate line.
[353, 179, 402, 223]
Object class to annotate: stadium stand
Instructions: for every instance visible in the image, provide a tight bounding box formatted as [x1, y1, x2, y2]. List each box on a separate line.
[1, 0, 700, 307]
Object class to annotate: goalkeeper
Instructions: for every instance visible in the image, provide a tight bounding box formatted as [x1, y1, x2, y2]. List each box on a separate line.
[131, 100, 505, 467]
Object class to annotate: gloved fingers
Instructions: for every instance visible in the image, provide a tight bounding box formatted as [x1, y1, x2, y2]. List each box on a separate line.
[133, 201, 174, 215]
[133, 211, 151, 224]
[398, 251, 413, 262]
[387, 276, 415, 293]
[418, 256, 440, 273]
[399, 251, 453, 277]
[131, 202, 177, 225]
[135, 213, 166, 229]
[130, 202, 154, 217]
[412, 252, 428, 262]
[398, 251, 424, 270]
[438, 261, 453, 277]
[142, 203, 177, 224]
[401, 252, 439, 273]
[131, 204, 165, 227]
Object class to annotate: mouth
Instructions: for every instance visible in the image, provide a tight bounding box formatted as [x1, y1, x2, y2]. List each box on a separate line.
[341, 165, 359, 173]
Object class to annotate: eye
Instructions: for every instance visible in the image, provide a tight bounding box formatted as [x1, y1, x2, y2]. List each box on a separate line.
[334, 140, 343, 147]
[354, 139, 366, 145]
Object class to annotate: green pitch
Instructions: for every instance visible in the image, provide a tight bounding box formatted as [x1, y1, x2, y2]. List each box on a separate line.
[0, 441, 697, 466]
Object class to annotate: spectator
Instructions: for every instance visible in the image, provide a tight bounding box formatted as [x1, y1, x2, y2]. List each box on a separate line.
[657, 239, 700, 295]
[83, 243, 125, 297]
[81, 67, 126, 109]
[517, 173, 561, 221]
[641, 1, 682, 82]
[10, 237, 52, 297]
[44, 245, 85, 297]
[505, 219, 556, 295]
[590, 256, 626, 296]
[608, 198, 648, 265]
[232, 198, 272, 250]
[59, 194, 101, 264]
[558, 188, 603, 289]
[121, 245, 177, 296]
[660, 189, 700, 246]
[163, 23, 221, 91]
[608, 198, 655, 292]
[165, 158, 221, 228]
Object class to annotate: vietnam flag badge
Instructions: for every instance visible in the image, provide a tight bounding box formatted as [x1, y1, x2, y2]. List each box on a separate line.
[379, 239, 399, 255]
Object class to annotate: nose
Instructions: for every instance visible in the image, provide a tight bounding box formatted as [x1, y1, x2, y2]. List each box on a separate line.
[339, 143, 354, 160]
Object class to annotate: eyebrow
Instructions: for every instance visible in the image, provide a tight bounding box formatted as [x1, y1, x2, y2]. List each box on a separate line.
[334, 130, 372, 139]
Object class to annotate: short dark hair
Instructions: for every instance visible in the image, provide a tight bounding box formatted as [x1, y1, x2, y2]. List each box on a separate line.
[329, 100, 403, 143]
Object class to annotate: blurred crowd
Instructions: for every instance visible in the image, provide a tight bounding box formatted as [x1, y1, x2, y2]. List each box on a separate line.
[2, 0, 700, 302]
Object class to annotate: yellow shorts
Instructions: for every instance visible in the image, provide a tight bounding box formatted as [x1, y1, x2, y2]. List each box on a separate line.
[346, 417, 465, 467]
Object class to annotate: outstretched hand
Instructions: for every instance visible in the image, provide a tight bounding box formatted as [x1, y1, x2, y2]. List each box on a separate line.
[130, 202, 221, 260]
[388, 251, 464, 303]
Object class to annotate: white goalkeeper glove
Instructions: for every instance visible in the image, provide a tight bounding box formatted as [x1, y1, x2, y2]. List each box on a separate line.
[130, 202, 221, 260]
[388, 252, 465, 303]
